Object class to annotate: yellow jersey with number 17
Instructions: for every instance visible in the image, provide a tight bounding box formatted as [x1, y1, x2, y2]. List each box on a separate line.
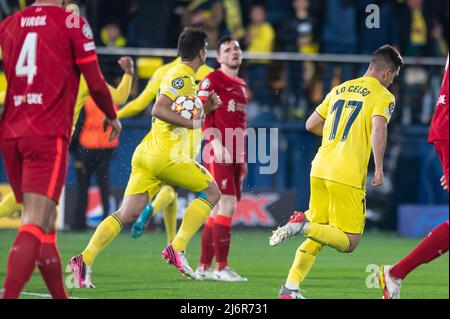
[311, 76, 396, 190]
[140, 63, 197, 158]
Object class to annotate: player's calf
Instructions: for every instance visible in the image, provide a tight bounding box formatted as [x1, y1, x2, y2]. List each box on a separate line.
[344, 234, 362, 253]
[114, 193, 149, 226]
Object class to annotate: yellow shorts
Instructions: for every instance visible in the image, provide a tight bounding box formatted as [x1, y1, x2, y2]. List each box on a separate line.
[124, 144, 214, 200]
[305, 177, 366, 234]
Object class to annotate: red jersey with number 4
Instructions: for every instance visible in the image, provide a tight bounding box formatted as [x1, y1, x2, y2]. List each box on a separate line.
[199, 69, 248, 160]
[429, 56, 449, 143]
[0, 4, 97, 140]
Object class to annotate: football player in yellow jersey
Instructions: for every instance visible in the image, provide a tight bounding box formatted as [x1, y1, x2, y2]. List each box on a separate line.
[69, 29, 222, 287]
[269, 45, 404, 299]
[0, 57, 134, 221]
[116, 57, 213, 244]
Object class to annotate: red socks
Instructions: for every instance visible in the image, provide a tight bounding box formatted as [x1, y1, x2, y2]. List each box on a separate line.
[199, 216, 215, 269]
[213, 215, 232, 271]
[390, 221, 449, 280]
[37, 232, 69, 299]
[1, 226, 68, 299]
[199, 215, 233, 271]
[2, 225, 44, 299]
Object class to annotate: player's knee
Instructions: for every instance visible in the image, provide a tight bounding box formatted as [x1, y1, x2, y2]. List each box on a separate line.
[219, 196, 237, 216]
[160, 185, 176, 201]
[344, 241, 360, 254]
[116, 206, 141, 225]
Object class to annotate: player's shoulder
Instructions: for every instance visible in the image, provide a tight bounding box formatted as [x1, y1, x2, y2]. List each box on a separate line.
[160, 64, 195, 95]
[196, 64, 214, 80]
[164, 64, 195, 84]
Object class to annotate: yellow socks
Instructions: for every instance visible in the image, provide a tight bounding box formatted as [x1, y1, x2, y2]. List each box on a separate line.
[286, 239, 323, 289]
[151, 185, 178, 244]
[304, 223, 350, 253]
[82, 214, 123, 267]
[152, 185, 176, 213]
[172, 198, 212, 252]
[0, 192, 23, 218]
[163, 194, 178, 244]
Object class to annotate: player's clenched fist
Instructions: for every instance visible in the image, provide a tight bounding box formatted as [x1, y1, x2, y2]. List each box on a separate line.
[372, 169, 384, 187]
[118, 57, 135, 76]
[203, 90, 222, 114]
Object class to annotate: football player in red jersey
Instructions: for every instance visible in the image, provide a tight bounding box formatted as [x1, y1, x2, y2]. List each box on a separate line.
[196, 36, 249, 281]
[378, 56, 449, 299]
[0, 0, 121, 299]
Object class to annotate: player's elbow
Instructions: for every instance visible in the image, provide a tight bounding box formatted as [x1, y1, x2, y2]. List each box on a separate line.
[305, 120, 315, 133]
[88, 82, 108, 98]
[151, 105, 161, 119]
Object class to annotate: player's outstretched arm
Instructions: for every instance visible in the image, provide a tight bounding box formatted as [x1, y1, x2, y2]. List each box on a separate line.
[371, 116, 388, 187]
[117, 79, 157, 119]
[152, 94, 195, 129]
[306, 111, 325, 137]
[108, 57, 134, 105]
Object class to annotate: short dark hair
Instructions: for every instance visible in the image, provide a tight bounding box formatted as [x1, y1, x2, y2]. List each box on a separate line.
[216, 36, 236, 53]
[178, 29, 208, 61]
[371, 45, 404, 70]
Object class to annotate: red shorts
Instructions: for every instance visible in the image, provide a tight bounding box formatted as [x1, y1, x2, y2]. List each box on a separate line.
[203, 162, 246, 201]
[0, 136, 69, 204]
[434, 140, 449, 191]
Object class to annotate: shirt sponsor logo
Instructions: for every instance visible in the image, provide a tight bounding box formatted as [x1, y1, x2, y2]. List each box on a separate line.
[172, 78, 185, 90]
[21, 16, 47, 27]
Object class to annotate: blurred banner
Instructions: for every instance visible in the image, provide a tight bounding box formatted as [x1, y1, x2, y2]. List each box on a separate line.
[63, 187, 296, 229]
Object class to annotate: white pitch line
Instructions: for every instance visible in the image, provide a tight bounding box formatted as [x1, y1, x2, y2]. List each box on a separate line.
[21, 292, 85, 299]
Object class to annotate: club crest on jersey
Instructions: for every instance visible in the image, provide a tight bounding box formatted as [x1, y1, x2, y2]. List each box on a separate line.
[82, 24, 93, 39]
[385, 102, 395, 118]
[201, 79, 211, 90]
[172, 78, 185, 90]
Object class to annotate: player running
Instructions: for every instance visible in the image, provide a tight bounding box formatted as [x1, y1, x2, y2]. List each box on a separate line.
[269, 45, 404, 299]
[69, 29, 222, 287]
[377, 55, 449, 299]
[0, 57, 134, 220]
[0, 0, 121, 299]
[116, 56, 214, 244]
[194, 36, 249, 282]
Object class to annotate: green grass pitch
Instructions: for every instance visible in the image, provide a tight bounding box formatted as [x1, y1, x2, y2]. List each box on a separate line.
[0, 229, 448, 299]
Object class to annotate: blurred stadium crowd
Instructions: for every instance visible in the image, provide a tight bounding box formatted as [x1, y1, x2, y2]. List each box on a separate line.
[1, 0, 448, 124]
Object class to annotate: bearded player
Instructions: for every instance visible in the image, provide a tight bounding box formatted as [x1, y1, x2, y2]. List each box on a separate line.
[0, 0, 121, 299]
[378, 55, 449, 299]
[195, 36, 248, 282]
